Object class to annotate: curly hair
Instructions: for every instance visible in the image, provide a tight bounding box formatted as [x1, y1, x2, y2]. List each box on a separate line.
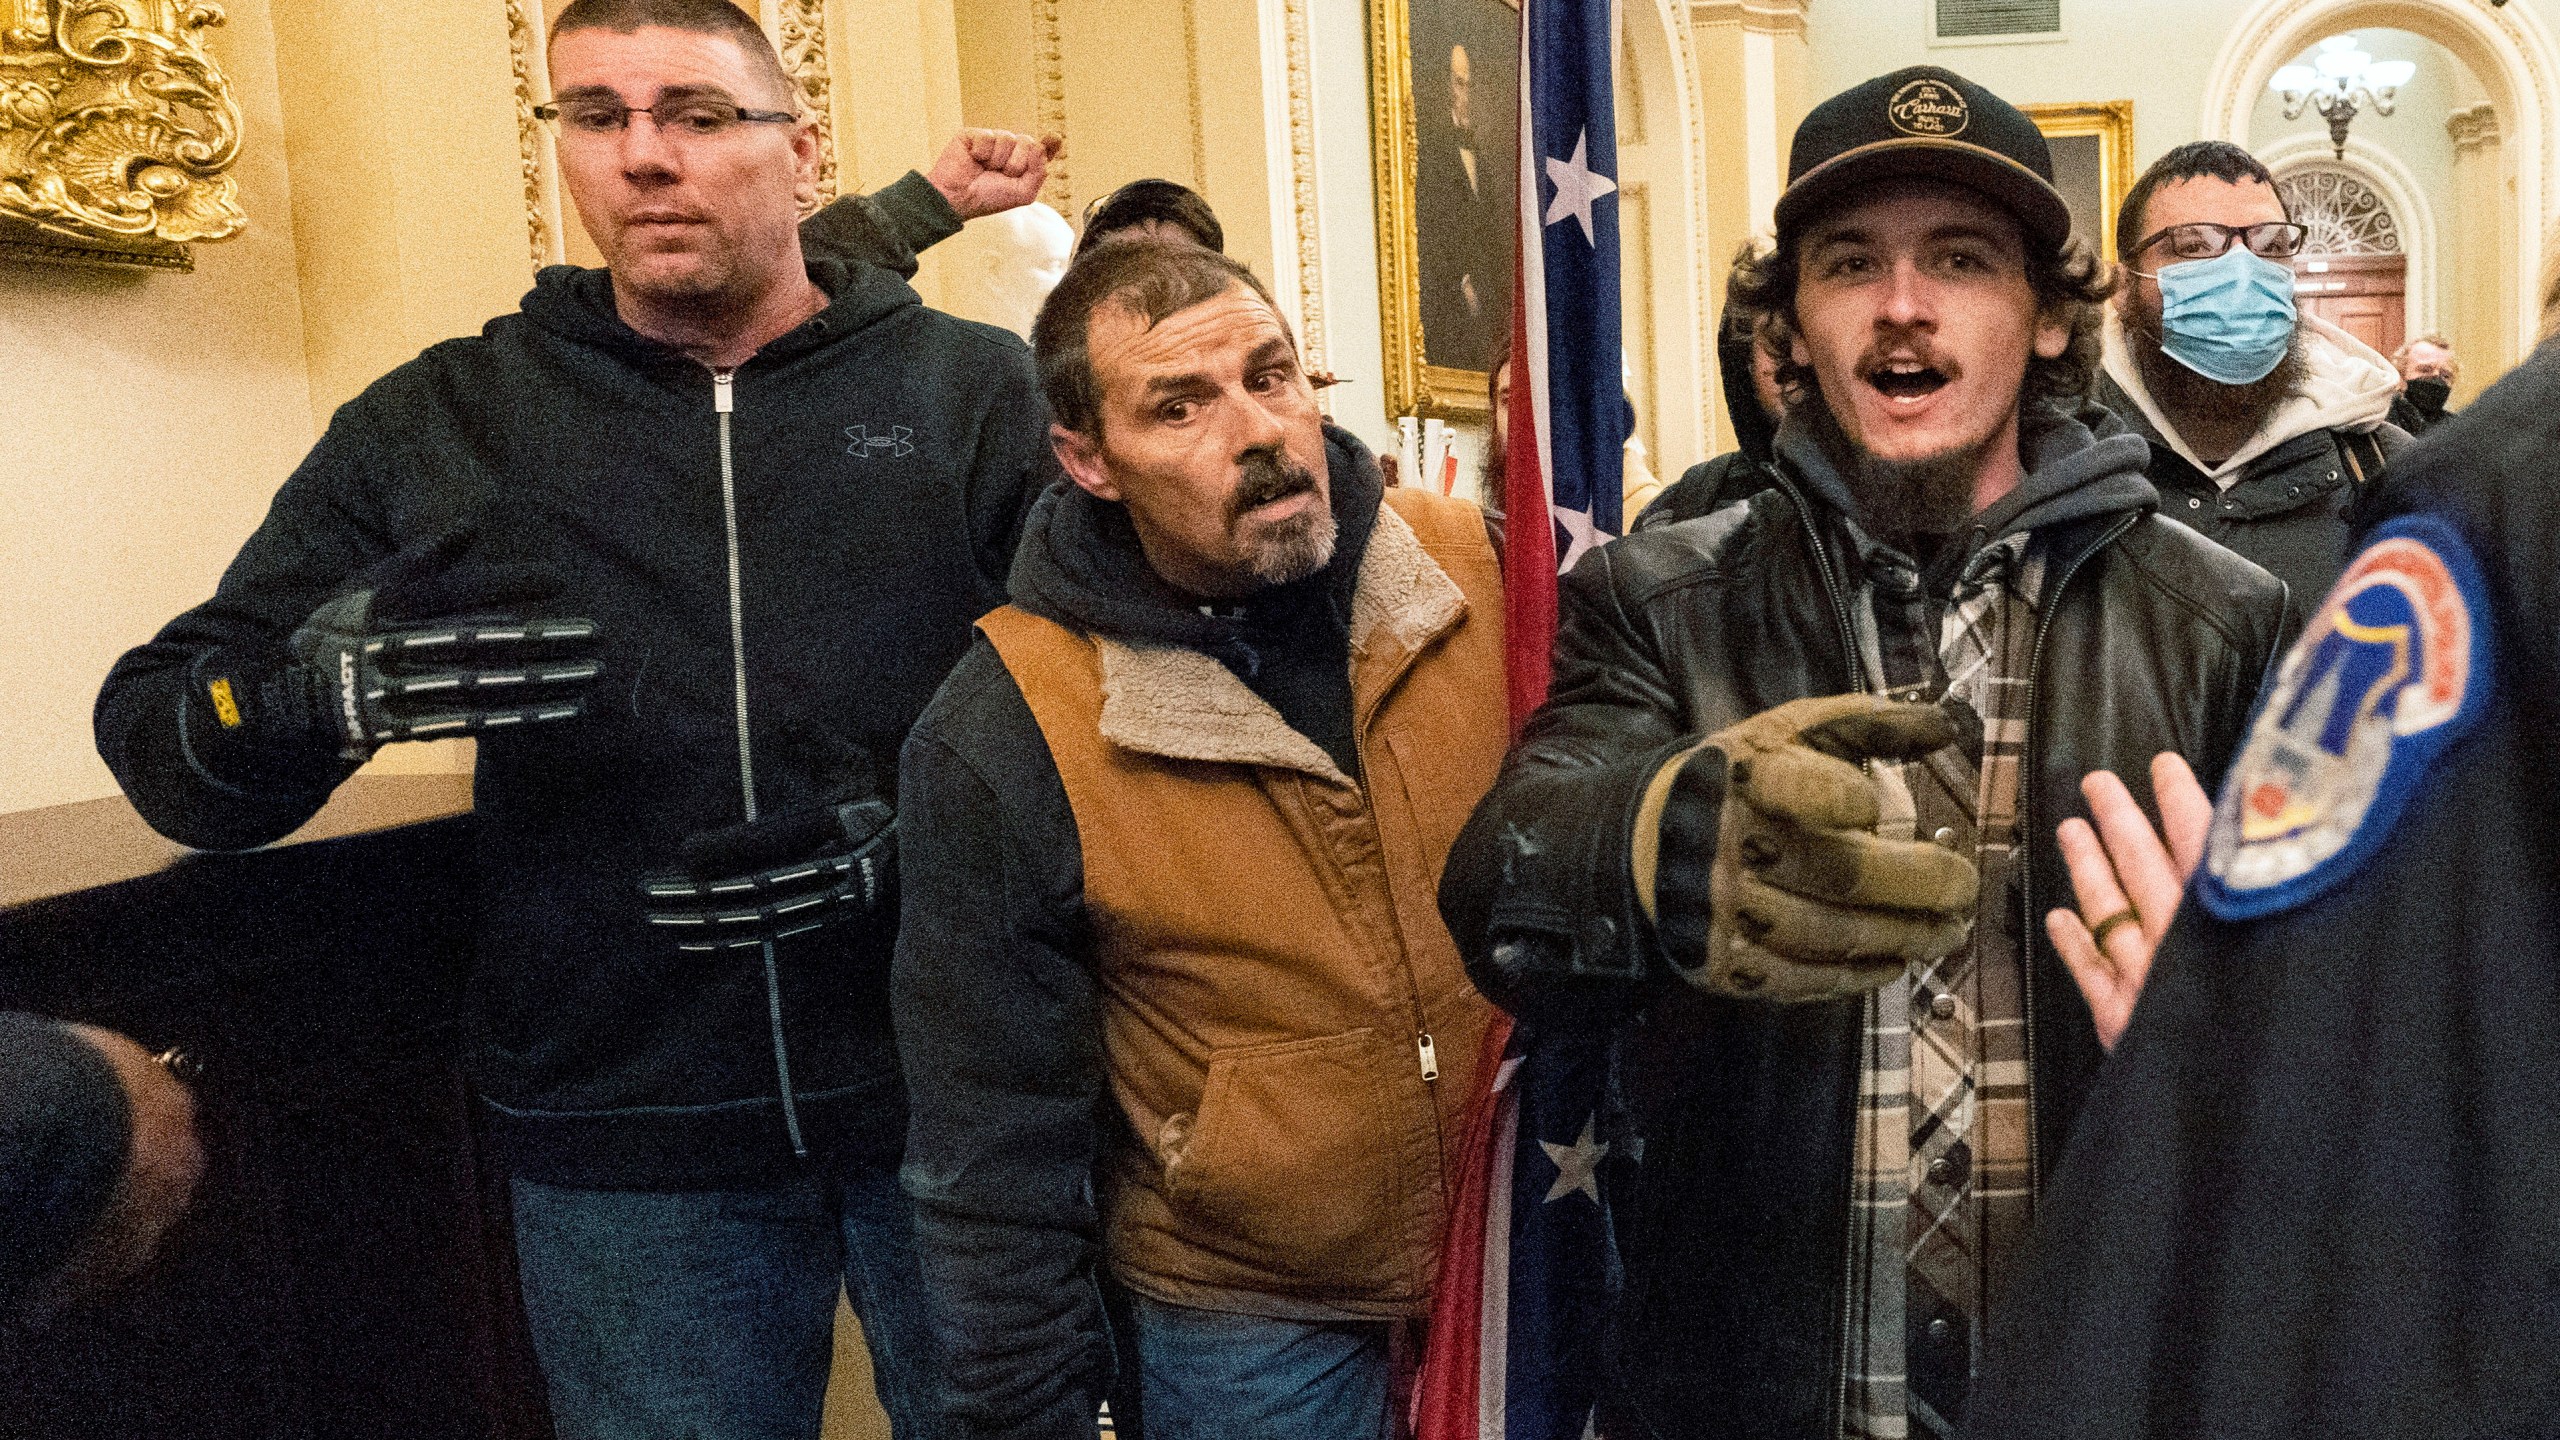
[1724, 205, 2117, 414]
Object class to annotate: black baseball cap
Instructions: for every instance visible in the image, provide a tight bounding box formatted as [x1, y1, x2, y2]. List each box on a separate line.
[1773, 66, 2072, 253]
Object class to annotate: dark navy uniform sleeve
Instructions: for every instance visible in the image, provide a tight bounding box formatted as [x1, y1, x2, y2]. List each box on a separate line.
[892, 640, 1111, 1440]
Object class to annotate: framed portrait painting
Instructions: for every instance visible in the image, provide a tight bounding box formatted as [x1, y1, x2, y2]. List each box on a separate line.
[2021, 101, 2135, 261]
[1370, 0, 1521, 423]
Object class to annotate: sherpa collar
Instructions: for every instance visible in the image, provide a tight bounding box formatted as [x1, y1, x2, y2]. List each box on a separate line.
[1093, 499, 1467, 786]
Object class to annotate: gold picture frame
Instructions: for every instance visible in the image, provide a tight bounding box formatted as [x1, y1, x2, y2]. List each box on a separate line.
[1368, 0, 1520, 424]
[2022, 100, 2136, 261]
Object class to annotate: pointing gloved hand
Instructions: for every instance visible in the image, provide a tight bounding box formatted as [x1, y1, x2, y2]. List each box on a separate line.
[641, 792, 898, 952]
[1635, 693, 1978, 1003]
[189, 524, 605, 770]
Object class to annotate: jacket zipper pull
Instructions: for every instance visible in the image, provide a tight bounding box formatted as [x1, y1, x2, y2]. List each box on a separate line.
[713, 367, 735, 414]
[1417, 1032, 1439, 1083]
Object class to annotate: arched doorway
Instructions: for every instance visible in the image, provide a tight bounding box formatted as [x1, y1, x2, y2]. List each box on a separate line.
[2203, 0, 2560, 384]
[2276, 165, 2409, 355]
[2260, 131, 2439, 341]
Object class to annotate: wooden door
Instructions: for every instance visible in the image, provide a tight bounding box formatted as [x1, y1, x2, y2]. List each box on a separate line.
[2292, 252, 2406, 356]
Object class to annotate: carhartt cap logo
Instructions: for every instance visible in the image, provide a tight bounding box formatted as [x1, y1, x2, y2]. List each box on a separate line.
[1888, 78, 1969, 138]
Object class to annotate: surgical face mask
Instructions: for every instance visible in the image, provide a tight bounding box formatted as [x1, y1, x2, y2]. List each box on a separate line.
[2146, 244, 2299, 385]
[2404, 375, 2452, 416]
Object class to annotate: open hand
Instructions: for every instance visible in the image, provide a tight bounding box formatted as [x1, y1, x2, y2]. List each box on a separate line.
[928, 129, 1064, 221]
[2048, 752, 2212, 1051]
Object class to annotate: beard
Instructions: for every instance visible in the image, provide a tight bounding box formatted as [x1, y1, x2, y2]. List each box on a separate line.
[1797, 383, 1986, 549]
[2126, 302, 2308, 446]
[1232, 448, 1337, 587]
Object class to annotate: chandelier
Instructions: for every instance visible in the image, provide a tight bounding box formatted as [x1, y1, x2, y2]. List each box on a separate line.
[2270, 36, 2417, 160]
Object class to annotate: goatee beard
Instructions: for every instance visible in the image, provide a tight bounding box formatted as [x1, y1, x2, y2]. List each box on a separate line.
[2128, 313, 2307, 449]
[1232, 449, 1336, 587]
[1799, 384, 1985, 550]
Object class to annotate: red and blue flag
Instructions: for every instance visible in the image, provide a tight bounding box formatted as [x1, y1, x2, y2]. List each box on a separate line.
[1418, 3, 1623, 1437]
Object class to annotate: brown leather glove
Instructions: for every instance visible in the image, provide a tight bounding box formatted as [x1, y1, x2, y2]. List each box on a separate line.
[1634, 693, 1978, 1003]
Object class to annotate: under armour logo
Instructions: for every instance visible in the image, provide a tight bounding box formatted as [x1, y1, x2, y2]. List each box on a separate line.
[844, 424, 916, 459]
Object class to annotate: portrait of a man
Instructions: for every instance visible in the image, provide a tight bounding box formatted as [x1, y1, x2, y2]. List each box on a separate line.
[1410, 0, 1519, 374]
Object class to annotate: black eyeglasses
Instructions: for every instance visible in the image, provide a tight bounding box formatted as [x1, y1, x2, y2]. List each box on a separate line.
[2131, 221, 2310, 264]
[534, 98, 796, 140]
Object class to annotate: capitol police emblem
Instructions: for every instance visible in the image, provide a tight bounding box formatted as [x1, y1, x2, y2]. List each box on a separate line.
[1888, 79, 1969, 138]
[2198, 514, 2494, 920]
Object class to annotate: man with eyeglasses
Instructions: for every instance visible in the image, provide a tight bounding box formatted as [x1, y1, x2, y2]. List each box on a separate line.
[91, 1, 1054, 1435]
[2100, 140, 2409, 636]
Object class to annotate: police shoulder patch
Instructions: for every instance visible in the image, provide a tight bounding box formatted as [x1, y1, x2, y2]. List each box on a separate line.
[2198, 514, 2495, 920]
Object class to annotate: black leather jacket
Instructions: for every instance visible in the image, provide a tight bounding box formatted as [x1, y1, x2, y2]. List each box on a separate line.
[1439, 458, 2286, 1439]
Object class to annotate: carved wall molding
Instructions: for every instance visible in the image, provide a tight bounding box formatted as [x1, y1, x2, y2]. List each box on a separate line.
[1033, 0, 1069, 214]
[1687, 0, 1809, 38]
[1279, 0, 1324, 377]
[0, 0, 245, 270]
[1657, 0, 1715, 468]
[775, 0, 835, 204]
[2446, 100, 2499, 153]
[1180, 0, 1207, 189]
[501, 0, 553, 270]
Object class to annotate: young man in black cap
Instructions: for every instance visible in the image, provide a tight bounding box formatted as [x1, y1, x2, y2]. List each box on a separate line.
[1438, 66, 2286, 1440]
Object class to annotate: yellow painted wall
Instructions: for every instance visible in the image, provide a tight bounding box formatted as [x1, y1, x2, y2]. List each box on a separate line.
[0, 0, 318, 816]
[269, 0, 538, 423]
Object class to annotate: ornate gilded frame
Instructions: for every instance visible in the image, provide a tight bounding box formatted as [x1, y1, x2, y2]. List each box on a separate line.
[0, 0, 246, 272]
[2022, 99, 2135, 261]
[1368, 0, 1515, 424]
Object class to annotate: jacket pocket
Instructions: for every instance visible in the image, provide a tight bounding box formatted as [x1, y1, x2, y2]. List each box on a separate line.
[1160, 1029, 1404, 1291]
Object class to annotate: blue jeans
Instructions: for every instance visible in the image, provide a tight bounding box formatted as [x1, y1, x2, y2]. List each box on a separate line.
[1126, 1292, 1393, 1440]
[511, 1167, 944, 1440]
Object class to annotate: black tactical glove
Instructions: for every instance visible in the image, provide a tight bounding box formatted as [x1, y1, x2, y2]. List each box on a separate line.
[1634, 693, 1978, 1003]
[642, 793, 898, 952]
[187, 526, 605, 771]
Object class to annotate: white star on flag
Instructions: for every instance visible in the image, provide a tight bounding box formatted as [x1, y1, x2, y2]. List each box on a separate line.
[1543, 127, 1617, 246]
[1540, 1112, 1608, 1204]
[1553, 501, 1602, 570]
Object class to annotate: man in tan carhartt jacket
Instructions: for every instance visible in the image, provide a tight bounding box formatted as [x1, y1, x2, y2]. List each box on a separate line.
[892, 239, 1506, 1440]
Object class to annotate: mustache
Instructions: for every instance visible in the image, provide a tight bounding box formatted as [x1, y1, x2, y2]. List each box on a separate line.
[1229, 450, 1322, 522]
[1861, 339, 1959, 378]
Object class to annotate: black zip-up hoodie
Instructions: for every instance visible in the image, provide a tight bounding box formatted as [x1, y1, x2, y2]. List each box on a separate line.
[95, 259, 1052, 1187]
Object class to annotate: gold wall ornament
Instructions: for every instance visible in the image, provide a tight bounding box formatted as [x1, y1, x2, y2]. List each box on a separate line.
[774, 0, 835, 206]
[1279, 0, 1325, 381]
[502, 0, 556, 270]
[0, 0, 245, 271]
[1032, 0, 1070, 215]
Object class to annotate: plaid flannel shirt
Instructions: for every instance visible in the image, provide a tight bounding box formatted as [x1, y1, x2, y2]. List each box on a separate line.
[1839, 532, 2044, 1440]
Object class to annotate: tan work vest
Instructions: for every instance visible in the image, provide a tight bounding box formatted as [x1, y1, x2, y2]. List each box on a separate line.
[979, 487, 1507, 1318]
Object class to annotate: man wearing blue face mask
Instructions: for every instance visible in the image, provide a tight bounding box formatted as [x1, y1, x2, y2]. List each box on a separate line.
[2097, 141, 2408, 637]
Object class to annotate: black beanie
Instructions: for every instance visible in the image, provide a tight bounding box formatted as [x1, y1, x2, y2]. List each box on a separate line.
[0, 1012, 133, 1314]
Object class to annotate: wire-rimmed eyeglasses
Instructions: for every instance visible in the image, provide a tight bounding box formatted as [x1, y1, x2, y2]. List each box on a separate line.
[533, 98, 796, 142]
